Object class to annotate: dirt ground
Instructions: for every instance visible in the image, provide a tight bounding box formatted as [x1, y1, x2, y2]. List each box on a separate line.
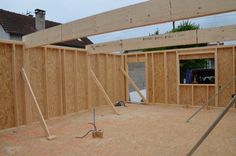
[0, 104, 235, 156]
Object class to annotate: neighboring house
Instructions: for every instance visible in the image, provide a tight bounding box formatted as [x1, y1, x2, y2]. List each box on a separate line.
[0, 9, 92, 48]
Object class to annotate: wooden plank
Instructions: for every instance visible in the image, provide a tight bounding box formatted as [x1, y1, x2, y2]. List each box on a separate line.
[87, 25, 236, 53]
[23, 0, 236, 48]
[120, 67, 147, 103]
[58, 50, 64, 115]
[61, 50, 67, 114]
[125, 55, 129, 101]
[89, 68, 119, 115]
[176, 52, 180, 105]
[74, 50, 79, 112]
[145, 53, 149, 103]
[214, 49, 218, 107]
[151, 53, 155, 103]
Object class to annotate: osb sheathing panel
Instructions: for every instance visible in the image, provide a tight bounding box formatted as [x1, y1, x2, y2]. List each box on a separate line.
[29, 47, 46, 121]
[15, 45, 25, 125]
[77, 52, 88, 110]
[47, 48, 61, 118]
[208, 86, 215, 107]
[64, 50, 77, 113]
[90, 55, 99, 106]
[0, 41, 126, 131]
[167, 52, 177, 104]
[0, 43, 15, 129]
[217, 47, 234, 107]
[193, 86, 207, 106]
[97, 54, 106, 106]
[153, 53, 165, 103]
[179, 86, 192, 105]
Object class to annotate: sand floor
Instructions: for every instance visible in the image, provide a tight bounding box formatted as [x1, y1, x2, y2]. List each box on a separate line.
[0, 104, 235, 156]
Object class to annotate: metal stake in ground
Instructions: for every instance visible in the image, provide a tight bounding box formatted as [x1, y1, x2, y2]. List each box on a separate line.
[76, 108, 103, 139]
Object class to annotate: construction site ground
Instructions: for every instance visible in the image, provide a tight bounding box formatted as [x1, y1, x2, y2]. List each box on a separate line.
[0, 104, 236, 156]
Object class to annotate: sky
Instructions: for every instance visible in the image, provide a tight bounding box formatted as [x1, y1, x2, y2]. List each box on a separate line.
[1, 0, 236, 44]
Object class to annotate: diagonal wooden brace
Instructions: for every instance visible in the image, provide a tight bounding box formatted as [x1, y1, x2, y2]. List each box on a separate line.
[21, 68, 56, 140]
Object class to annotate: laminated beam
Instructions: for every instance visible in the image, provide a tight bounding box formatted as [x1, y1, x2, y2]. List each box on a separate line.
[23, 0, 236, 48]
[87, 25, 236, 53]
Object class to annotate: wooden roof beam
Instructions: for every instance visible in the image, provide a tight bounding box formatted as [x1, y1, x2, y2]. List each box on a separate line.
[86, 25, 236, 53]
[23, 0, 236, 48]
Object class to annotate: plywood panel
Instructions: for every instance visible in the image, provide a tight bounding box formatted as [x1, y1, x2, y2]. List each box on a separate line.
[15, 45, 25, 125]
[193, 86, 207, 106]
[167, 52, 177, 104]
[89, 55, 99, 107]
[29, 47, 46, 121]
[208, 86, 215, 107]
[153, 53, 165, 103]
[64, 50, 76, 113]
[106, 55, 115, 102]
[77, 52, 88, 110]
[97, 54, 107, 106]
[47, 48, 61, 117]
[179, 86, 192, 105]
[0, 43, 15, 129]
[218, 47, 234, 107]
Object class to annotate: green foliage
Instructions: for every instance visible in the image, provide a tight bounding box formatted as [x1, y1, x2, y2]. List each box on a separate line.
[170, 21, 200, 33]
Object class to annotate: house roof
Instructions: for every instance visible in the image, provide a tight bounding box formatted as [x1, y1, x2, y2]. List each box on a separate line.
[0, 9, 93, 48]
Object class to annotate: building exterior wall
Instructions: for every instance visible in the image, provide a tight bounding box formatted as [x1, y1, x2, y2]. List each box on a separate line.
[0, 25, 10, 40]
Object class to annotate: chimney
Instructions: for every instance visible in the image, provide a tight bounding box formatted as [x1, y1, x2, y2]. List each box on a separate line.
[35, 9, 46, 31]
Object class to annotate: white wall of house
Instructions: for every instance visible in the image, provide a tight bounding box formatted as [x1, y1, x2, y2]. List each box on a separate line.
[0, 25, 10, 40]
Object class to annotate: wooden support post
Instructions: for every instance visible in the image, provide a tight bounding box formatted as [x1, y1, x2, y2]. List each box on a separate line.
[125, 55, 129, 102]
[120, 66, 147, 103]
[89, 68, 120, 115]
[152, 53, 155, 103]
[74, 50, 79, 112]
[176, 52, 180, 105]
[164, 52, 168, 104]
[21, 68, 56, 140]
[61, 50, 67, 114]
[191, 85, 194, 107]
[87, 53, 92, 109]
[145, 53, 149, 103]
[58, 49, 64, 115]
[233, 47, 236, 108]
[215, 49, 219, 107]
